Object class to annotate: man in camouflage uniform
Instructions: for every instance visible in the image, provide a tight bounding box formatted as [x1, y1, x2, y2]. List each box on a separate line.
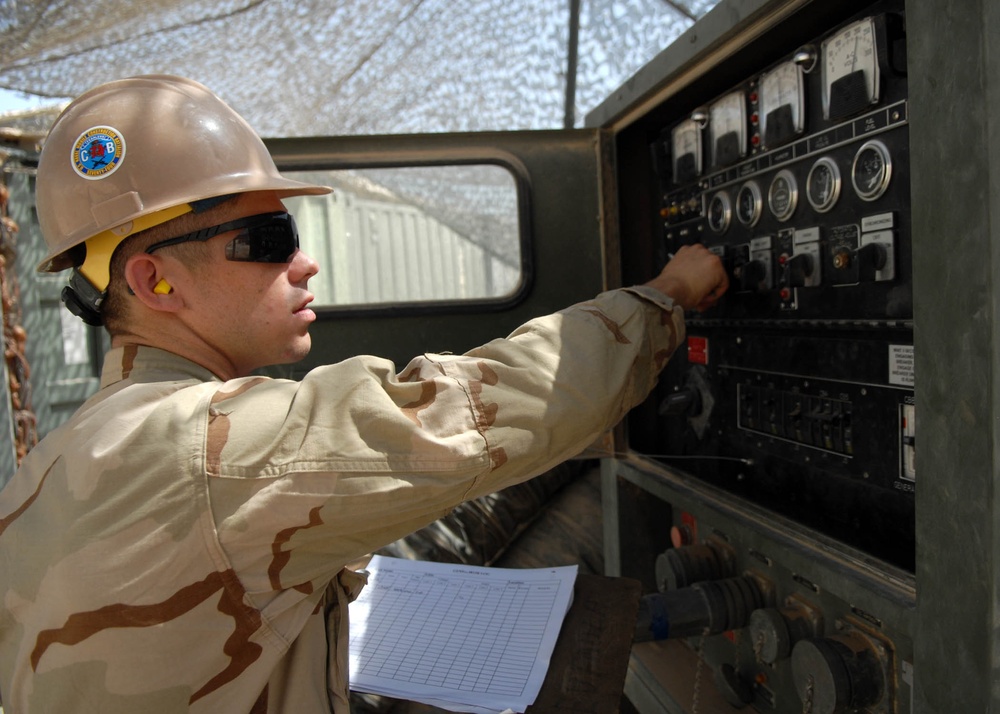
[0, 76, 728, 713]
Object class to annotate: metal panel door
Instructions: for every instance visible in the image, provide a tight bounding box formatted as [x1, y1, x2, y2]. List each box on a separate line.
[264, 129, 609, 374]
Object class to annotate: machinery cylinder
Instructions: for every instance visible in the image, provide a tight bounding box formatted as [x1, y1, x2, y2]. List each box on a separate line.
[635, 575, 764, 641]
[748, 606, 820, 663]
[790, 632, 885, 714]
[655, 542, 732, 592]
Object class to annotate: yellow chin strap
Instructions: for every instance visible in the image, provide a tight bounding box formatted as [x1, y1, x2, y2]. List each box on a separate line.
[78, 203, 193, 292]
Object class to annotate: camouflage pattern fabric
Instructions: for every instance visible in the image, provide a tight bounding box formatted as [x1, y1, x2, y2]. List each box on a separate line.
[0, 286, 684, 713]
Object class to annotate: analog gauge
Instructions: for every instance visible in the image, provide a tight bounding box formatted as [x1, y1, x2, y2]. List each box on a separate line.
[760, 61, 805, 150]
[736, 181, 763, 227]
[709, 91, 747, 169]
[672, 118, 703, 184]
[707, 191, 732, 233]
[852, 139, 892, 200]
[768, 169, 799, 222]
[806, 157, 842, 212]
[822, 17, 880, 121]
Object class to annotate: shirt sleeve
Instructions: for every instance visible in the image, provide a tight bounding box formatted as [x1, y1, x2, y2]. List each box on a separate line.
[420, 286, 685, 499]
[206, 286, 685, 603]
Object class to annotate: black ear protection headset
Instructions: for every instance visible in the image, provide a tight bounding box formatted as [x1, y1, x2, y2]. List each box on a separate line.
[61, 194, 236, 326]
[62, 269, 109, 326]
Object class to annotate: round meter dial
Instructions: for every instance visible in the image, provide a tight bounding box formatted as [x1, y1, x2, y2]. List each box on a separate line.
[707, 191, 733, 233]
[806, 157, 842, 213]
[736, 181, 763, 227]
[768, 169, 798, 222]
[709, 91, 747, 169]
[852, 140, 892, 201]
[672, 118, 703, 184]
[760, 61, 805, 150]
[822, 17, 880, 120]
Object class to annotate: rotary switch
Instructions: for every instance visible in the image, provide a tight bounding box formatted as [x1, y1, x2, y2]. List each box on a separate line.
[734, 257, 767, 291]
[855, 241, 888, 281]
[783, 252, 814, 287]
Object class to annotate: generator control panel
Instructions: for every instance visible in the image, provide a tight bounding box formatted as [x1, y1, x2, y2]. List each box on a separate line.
[600, 0, 918, 710]
[629, 0, 913, 571]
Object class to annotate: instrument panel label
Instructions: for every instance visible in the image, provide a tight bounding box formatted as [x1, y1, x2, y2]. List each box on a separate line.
[889, 344, 915, 387]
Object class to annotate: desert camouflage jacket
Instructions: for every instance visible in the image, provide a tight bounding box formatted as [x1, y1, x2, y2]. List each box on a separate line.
[0, 286, 684, 713]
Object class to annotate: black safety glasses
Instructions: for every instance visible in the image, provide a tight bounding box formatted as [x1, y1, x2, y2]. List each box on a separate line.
[145, 211, 300, 263]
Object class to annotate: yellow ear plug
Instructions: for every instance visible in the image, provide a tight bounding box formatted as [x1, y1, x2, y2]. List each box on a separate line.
[153, 279, 172, 295]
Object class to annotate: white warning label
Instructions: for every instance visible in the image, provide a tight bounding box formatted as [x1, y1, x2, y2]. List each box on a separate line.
[889, 344, 915, 387]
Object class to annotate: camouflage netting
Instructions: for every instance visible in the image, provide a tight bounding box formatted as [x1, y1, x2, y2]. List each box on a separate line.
[0, 165, 37, 467]
[0, 0, 717, 136]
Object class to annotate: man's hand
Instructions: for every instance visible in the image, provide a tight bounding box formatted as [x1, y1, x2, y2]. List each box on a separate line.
[644, 244, 729, 311]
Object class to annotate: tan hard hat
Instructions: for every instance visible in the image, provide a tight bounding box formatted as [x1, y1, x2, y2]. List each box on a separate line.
[36, 74, 331, 274]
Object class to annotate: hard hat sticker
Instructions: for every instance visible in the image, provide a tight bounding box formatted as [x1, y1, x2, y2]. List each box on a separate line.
[71, 126, 126, 180]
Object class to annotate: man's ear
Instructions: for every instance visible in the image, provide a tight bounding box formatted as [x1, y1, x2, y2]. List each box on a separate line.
[125, 254, 182, 312]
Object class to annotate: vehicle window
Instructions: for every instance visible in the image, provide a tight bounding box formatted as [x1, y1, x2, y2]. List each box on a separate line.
[281, 164, 523, 308]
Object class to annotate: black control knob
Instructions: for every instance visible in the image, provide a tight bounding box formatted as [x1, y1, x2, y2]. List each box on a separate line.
[783, 253, 814, 288]
[854, 242, 887, 281]
[790, 633, 885, 714]
[734, 258, 766, 291]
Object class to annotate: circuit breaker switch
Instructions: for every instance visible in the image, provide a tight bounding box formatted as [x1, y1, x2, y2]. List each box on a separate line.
[901, 403, 916, 481]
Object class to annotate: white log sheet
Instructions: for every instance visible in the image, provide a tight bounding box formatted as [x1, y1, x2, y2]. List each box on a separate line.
[348, 555, 578, 714]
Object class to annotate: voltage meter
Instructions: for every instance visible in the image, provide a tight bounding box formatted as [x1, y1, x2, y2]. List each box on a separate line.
[760, 61, 805, 149]
[672, 118, 703, 184]
[709, 91, 747, 169]
[822, 17, 880, 121]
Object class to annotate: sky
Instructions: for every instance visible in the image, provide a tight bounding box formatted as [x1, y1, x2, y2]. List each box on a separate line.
[0, 87, 61, 115]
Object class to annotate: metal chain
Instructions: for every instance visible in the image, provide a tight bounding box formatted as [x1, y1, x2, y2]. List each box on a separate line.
[753, 629, 766, 665]
[802, 674, 815, 714]
[0, 180, 38, 464]
[733, 628, 742, 672]
[691, 627, 710, 714]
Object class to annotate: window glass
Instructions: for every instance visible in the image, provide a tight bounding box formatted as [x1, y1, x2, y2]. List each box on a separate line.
[281, 164, 523, 307]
